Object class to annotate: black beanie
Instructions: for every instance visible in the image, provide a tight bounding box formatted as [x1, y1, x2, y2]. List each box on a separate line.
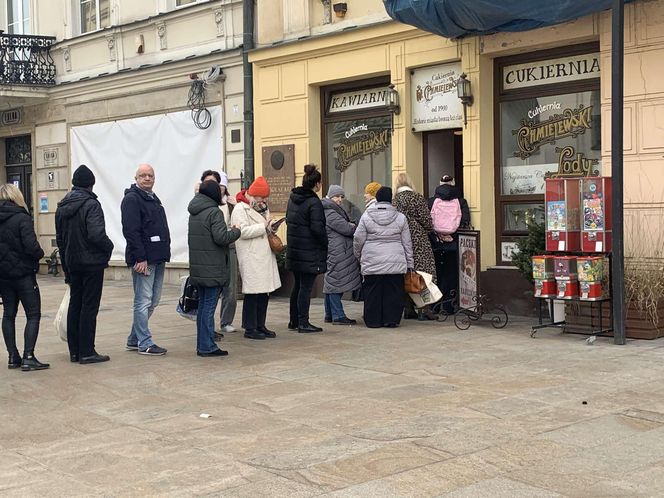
[375, 186, 392, 203]
[199, 179, 222, 205]
[72, 165, 95, 188]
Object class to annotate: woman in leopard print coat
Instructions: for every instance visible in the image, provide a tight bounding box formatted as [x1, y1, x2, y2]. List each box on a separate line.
[393, 173, 437, 284]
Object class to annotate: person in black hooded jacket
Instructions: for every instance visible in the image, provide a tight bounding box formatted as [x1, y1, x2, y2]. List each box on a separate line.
[428, 175, 471, 313]
[55, 165, 114, 365]
[0, 183, 47, 371]
[286, 164, 327, 333]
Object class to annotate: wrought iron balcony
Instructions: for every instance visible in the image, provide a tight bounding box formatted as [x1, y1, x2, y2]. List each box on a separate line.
[0, 32, 56, 87]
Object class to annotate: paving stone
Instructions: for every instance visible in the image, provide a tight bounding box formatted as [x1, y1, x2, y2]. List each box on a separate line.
[439, 476, 564, 497]
[3, 276, 664, 496]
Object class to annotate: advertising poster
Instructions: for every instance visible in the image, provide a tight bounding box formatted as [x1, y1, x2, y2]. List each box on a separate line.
[547, 201, 567, 231]
[39, 193, 48, 213]
[458, 231, 480, 309]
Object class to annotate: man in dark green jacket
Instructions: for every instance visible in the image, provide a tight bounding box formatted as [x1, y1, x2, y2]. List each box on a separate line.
[188, 180, 240, 357]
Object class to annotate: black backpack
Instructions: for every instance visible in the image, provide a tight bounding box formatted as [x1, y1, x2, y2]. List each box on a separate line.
[178, 277, 199, 313]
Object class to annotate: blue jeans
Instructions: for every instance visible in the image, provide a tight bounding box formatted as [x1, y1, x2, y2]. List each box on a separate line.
[218, 247, 237, 327]
[197, 286, 221, 354]
[127, 262, 165, 350]
[324, 293, 345, 321]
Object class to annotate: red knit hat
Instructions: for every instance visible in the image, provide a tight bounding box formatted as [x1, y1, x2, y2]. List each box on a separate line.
[247, 176, 270, 197]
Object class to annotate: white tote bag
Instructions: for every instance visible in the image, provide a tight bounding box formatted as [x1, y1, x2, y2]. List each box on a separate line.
[408, 271, 443, 308]
[54, 288, 69, 342]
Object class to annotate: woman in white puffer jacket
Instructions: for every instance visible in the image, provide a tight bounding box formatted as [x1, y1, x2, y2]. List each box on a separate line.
[353, 186, 413, 329]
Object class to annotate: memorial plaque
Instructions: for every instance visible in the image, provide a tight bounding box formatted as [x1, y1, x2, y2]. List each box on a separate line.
[262, 144, 295, 213]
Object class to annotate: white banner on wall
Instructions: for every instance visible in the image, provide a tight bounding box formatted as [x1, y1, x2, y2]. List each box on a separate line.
[411, 62, 464, 132]
[70, 108, 223, 264]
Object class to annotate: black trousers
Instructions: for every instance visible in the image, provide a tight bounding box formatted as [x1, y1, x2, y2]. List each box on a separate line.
[0, 275, 41, 355]
[434, 250, 458, 313]
[242, 293, 269, 331]
[362, 274, 405, 328]
[289, 272, 317, 325]
[67, 269, 104, 357]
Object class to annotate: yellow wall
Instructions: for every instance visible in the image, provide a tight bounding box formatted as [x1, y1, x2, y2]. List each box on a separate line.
[251, 1, 664, 269]
[250, 22, 497, 269]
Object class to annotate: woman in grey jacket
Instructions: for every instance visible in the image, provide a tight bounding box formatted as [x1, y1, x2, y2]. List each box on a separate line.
[322, 185, 361, 325]
[353, 187, 414, 328]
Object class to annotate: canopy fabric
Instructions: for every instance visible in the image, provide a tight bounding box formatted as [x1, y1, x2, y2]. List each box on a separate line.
[383, 0, 629, 39]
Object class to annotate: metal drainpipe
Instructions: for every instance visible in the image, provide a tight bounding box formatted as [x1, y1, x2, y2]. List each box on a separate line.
[243, 0, 255, 189]
[611, 0, 625, 345]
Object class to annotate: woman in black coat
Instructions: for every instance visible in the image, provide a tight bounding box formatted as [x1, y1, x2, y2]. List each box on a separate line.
[286, 164, 327, 333]
[0, 184, 48, 371]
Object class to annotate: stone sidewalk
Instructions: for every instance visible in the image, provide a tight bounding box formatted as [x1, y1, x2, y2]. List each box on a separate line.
[3, 276, 664, 497]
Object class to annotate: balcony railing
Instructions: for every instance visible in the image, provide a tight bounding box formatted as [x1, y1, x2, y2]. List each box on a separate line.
[0, 32, 56, 87]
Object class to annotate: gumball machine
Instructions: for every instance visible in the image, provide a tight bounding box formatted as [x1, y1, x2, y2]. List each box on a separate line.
[577, 256, 610, 301]
[532, 255, 556, 298]
[581, 177, 612, 253]
[545, 178, 581, 252]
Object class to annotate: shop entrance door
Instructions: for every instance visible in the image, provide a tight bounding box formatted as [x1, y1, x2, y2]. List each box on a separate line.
[5, 135, 33, 214]
[423, 129, 463, 199]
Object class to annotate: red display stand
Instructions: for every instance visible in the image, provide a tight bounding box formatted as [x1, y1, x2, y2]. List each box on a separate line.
[581, 177, 612, 253]
[545, 179, 581, 252]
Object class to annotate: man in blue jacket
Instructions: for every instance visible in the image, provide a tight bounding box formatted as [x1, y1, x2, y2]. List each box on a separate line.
[121, 164, 171, 356]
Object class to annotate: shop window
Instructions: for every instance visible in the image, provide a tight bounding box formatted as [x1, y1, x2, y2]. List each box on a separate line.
[325, 115, 392, 218]
[495, 45, 601, 264]
[500, 91, 601, 197]
[322, 80, 392, 220]
[6, 0, 30, 34]
[79, 0, 110, 34]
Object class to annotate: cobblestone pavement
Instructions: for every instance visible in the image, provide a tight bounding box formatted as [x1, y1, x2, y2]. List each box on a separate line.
[3, 276, 664, 497]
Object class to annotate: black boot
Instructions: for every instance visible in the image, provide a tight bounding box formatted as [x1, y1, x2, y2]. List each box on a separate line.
[8, 350, 21, 369]
[257, 326, 277, 338]
[21, 353, 50, 371]
[79, 352, 110, 364]
[244, 329, 266, 340]
[298, 322, 323, 333]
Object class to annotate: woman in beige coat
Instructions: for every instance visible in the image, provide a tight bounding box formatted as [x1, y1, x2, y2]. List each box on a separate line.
[231, 176, 281, 340]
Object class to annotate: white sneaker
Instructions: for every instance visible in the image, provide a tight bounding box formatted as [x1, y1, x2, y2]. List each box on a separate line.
[220, 325, 236, 334]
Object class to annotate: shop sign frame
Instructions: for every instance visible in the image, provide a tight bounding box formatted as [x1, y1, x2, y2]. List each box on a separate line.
[410, 62, 464, 132]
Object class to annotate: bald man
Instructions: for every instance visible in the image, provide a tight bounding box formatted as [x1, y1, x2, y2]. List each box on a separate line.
[120, 164, 171, 356]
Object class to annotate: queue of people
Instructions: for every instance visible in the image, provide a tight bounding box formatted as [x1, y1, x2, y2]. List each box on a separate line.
[0, 161, 469, 370]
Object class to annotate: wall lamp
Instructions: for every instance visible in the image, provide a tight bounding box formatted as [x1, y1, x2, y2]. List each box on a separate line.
[457, 72, 474, 127]
[386, 84, 401, 115]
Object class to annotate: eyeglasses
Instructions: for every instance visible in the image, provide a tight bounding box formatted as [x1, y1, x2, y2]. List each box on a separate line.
[137, 174, 154, 178]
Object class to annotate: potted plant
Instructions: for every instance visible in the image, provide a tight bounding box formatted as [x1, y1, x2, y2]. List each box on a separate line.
[623, 212, 664, 339]
[511, 221, 546, 282]
[510, 221, 563, 320]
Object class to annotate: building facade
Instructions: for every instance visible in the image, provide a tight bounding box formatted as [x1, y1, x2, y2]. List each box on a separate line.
[250, 0, 664, 311]
[0, 0, 244, 282]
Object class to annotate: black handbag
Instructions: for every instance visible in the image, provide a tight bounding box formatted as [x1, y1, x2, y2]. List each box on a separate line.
[178, 277, 199, 313]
